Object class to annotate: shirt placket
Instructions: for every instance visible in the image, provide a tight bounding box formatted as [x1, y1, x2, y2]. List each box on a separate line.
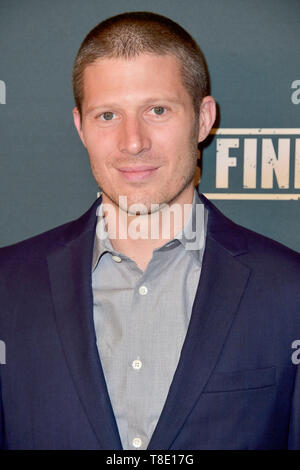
[127, 269, 151, 450]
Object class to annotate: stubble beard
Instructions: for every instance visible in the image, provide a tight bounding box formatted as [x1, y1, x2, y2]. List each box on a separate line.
[95, 120, 200, 216]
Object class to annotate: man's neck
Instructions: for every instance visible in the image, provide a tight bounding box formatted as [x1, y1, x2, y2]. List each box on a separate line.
[101, 187, 195, 271]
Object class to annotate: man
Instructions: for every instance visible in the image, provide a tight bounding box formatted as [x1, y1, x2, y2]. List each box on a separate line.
[0, 11, 300, 450]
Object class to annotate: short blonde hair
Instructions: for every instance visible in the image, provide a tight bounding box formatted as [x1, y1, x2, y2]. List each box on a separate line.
[72, 11, 210, 118]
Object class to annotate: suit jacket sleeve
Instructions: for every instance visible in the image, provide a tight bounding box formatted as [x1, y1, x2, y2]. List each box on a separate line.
[288, 361, 300, 449]
[0, 375, 4, 449]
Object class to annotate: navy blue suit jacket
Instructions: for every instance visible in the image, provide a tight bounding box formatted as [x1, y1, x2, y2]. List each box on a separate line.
[0, 193, 300, 449]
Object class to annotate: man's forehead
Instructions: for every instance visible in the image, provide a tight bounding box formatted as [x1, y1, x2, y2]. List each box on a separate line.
[81, 53, 190, 111]
[83, 53, 182, 76]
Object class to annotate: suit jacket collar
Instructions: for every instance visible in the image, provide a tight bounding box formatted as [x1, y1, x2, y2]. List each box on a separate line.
[47, 189, 251, 449]
[199, 193, 248, 256]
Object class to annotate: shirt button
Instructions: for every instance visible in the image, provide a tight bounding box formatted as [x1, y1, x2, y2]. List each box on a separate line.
[139, 285, 148, 295]
[112, 255, 122, 263]
[132, 359, 142, 370]
[132, 437, 142, 448]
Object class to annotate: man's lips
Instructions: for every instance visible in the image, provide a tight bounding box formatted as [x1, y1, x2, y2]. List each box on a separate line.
[117, 166, 159, 181]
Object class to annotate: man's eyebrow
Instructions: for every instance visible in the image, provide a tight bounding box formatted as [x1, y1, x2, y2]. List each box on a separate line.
[85, 103, 120, 115]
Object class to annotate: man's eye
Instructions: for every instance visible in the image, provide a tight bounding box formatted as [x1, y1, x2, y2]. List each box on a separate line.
[151, 106, 166, 116]
[100, 112, 115, 121]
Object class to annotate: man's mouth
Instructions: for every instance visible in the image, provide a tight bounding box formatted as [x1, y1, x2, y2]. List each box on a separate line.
[117, 166, 159, 181]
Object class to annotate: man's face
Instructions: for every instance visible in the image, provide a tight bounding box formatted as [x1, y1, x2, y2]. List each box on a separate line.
[73, 53, 214, 214]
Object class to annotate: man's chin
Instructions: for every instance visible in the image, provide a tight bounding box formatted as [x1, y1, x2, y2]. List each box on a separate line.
[102, 187, 186, 216]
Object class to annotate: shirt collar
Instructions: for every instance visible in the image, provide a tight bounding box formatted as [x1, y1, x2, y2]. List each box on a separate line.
[92, 188, 206, 271]
[92, 208, 114, 271]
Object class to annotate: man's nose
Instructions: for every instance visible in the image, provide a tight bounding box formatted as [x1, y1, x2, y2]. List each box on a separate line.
[118, 116, 151, 156]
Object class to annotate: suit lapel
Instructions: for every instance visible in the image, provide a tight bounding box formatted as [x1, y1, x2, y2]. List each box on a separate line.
[47, 199, 122, 450]
[148, 195, 251, 450]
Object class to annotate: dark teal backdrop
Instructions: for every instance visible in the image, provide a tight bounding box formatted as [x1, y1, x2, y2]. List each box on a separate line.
[0, 0, 299, 251]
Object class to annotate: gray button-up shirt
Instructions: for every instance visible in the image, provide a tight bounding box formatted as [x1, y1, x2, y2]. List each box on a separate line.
[92, 189, 207, 450]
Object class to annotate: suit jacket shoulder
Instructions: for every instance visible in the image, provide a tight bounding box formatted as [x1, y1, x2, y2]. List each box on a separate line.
[0, 197, 101, 265]
[200, 193, 300, 273]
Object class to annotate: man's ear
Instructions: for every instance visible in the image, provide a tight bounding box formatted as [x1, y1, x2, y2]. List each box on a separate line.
[73, 107, 87, 148]
[198, 96, 216, 143]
